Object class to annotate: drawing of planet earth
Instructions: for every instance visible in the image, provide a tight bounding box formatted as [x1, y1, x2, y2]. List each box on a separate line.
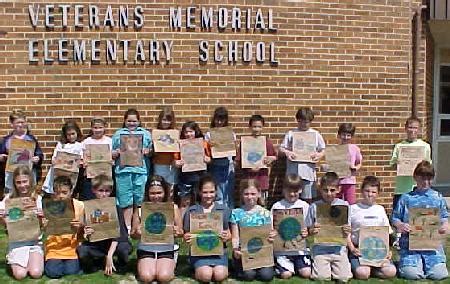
[360, 237, 388, 261]
[196, 230, 220, 251]
[247, 237, 264, 254]
[278, 217, 301, 241]
[8, 207, 24, 221]
[247, 152, 264, 164]
[46, 200, 66, 215]
[145, 212, 166, 234]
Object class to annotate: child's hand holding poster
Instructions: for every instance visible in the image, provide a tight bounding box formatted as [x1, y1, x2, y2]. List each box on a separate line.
[209, 127, 236, 158]
[6, 138, 35, 172]
[141, 202, 174, 245]
[84, 197, 119, 242]
[273, 208, 305, 253]
[43, 198, 75, 236]
[240, 225, 274, 270]
[180, 138, 206, 172]
[120, 134, 143, 167]
[241, 136, 267, 169]
[292, 132, 317, 162]
[315, 204, 348, 245]
[190, 212, 223, 256]
[152, 129, 180, 153]
[84, 144, 112, 178]
[325, 144, 351, 178]
[409, 207, 441, 250]
[397, 146, 425, 176]
[5, 198, 41, 242]
[359, 226, 390, 267]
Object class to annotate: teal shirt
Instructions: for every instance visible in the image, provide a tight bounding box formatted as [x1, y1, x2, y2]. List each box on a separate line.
[112, 127, 152, 175]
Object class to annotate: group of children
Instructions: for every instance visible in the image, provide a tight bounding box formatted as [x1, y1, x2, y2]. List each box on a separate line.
[0, 107, 447, 282]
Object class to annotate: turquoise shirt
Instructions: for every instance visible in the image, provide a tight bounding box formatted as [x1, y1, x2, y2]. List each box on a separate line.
[230, 205, 272, 227]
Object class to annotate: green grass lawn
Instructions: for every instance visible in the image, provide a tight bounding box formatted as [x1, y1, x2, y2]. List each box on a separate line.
[0, 228, 448, 283]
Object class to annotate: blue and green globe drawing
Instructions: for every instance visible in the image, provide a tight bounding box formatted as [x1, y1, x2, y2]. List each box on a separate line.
[278, 217, 301, 241]
[46, 200, 66, 215]
[8, 207, 23, 221]
[247, 237, 264, 254]
[145, 212, 166, 234]
[196, 230, 220, 251]
[360, 237, 388, 261]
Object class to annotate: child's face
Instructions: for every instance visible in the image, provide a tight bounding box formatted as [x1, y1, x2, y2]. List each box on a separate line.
[54, 185, 72, 201]
[405, 121, 420, 141]
[283, 188, 300, 203]
[92, 185, 112, 199]
[125, 115, 139, 131]
[414, 175, 433, 190]
[297, 118, 311, 131]
[214, 118, 226, 127]
[184, 127, 196, 139]
[338, 132, 352, 144]
[14, 174, 31, 196]
[66, 129, 78, 143]
[11, 118, 27, 135]
[242, 186, 260, 208]
[91, 123, 105, 139]
[320, 184, 339, 203]
[361, 185, 378, 205]
[200, 182, 216, 206]
[250, 120, 263, 136]
[148, 185, 165, 202]
[160, 118, 172, 129]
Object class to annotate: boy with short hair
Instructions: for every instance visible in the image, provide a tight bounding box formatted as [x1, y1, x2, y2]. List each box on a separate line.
[280, 107, 325, 203]
[77, 174, 131, 275]
[305, 172, 352, 282]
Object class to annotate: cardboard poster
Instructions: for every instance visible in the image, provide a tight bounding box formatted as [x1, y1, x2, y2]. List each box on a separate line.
[43, 198, 75, 236]
[54, 152, 81, 173]
[6, 139, 35, 172]
[54, 168, 79, 191]
[86, 162, 113, 179]
[141, 202, 174, 245]
[409, 207, 441, 250]
[241, 136, 267, 169]
[315, 204, 348, 245]
[5, 197, 41, 242]
[190, 212, 223, 256]
[359, 226, 390, 267]
[325, 144, 351, 178]
[120, 134, 143, 167]
[241, 225, 274, 270]
[84, 197, 119, 242]
[292, 132, 317, 162]
[180, 138, 206, 172]
[209, 127, 236, 158]
[273, 208, 306, 253]
[152, 129, 180, 153]
[84, 144, 112, 179]
[397, 146, 425, 176]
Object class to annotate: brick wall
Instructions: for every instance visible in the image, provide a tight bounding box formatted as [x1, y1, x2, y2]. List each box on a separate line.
[0, 0, 430, 208]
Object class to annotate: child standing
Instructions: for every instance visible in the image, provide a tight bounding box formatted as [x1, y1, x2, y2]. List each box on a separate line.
[152, 107, 179, 194]
[135, 175, 183, 283]
[231, 179, 276, 281]
[43, 120, 84, 195]
[183, 175, 231, 283]
[0, 110, 44, 193]
[0, 166, 44, 280]
[305, 172, 352, 281]
[280, 107, 325, 203]
[236, 114, 277, 205]
[44, 176, 84, 279]
[112, 108, 152, 236]
[81, 117, 112, 200]
[390, 116, 431, 210]
[270, 174, 311, 279]
[336, 123, 362, 205]
[205, 107, 236, 208]
[392, 161, 448, 280]
[77, 174, 131, 275]
[348, 176, 396, 279]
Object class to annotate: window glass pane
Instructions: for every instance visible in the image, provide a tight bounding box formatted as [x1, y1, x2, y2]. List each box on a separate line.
[439, 86, 450, 114]
[440, 66, 450, 82]
[441, 119, 450, 136]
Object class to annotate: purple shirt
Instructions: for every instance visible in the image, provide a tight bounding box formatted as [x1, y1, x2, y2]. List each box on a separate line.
[339, 144, 362, 185]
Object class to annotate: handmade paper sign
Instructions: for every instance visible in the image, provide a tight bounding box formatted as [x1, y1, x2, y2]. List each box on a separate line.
[273, 208, 305, 253]
[5, 198, 40, 242]
[43, 198, 75, 236]
[180, 138, 206, 172]
[190, 212, 223, 256]
[241, 225, 274, 270]
[152, 129, 180, 153]
[209, 127, 236, 158]
[141, 202, 174, 245]
[397, 146, 425, 176]
[84, 144, 112, 178]
[315, 204, 348, 245]
[120, 134, 143, 167]
[359, 226, 389, 267]
[292, 132, 317, 162]
[54, 152, 81, 173]
[84, 197, 119, 242]
[409, 207, 440, 250]
[325, 144, 351, 177]
[241, 136, 267, 169]
[6, 139, 35, 172]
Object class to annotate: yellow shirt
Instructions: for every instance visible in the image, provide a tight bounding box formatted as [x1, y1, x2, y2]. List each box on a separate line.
[45, 199, 84, 260]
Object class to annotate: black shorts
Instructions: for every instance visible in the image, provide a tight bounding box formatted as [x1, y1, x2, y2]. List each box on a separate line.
[137, 249, 174, 260]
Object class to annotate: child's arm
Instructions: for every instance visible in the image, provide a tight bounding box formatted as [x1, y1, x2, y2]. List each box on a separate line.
[231, 223, 241, 259]
[347, 233, 360, 256]
[105, 241, 118, 276]
[174, 204, 184, 237]
[32, 137, 44, 165]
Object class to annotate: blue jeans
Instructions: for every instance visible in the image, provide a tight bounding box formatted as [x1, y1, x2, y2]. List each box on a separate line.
[45, 259, 80, 279]
[399, 262, 448, 280]
[210, 159, 235, 208]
